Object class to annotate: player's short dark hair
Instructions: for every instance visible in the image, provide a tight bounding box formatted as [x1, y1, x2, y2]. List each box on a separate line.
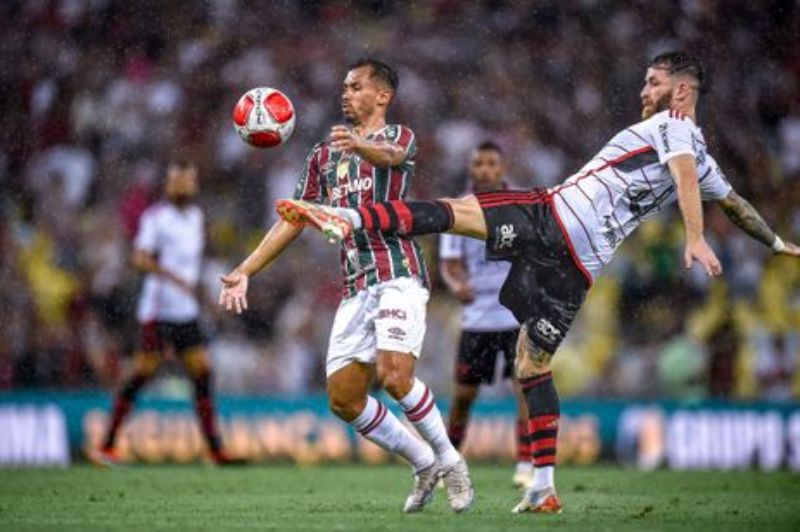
[475, 141, 503, 155]
[649, 51, 705, 90]
[168, 153, 196, 170]
[348, 57, 399, 93]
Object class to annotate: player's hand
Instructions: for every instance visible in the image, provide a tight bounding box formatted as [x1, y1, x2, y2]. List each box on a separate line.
[453, 282, 475, 304]
[330, 125, 363, 152]
[684, 238, 722, 276]
[219, 270, 249, 314]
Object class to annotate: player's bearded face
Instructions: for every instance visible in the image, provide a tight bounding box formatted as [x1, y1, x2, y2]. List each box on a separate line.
[166, 168, 198, 205]
[641, 67, 674, 120]
[341, 68, 378, 125]
[469, 151, 504, 192]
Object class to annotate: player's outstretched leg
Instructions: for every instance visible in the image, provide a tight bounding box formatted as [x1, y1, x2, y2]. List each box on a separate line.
[511, 325, 563, 515]
[276, 195, 489, 242]
[378, 353, 475, 513]
[327, 363, 438, 513]
[88, 352, 159, 467]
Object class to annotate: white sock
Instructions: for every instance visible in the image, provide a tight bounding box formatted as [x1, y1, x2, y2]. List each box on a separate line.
[352, 396, 434, 472]
[531, 465, 555, 491]
[398, 378, 461, 467]
[334, 207, 363, 230]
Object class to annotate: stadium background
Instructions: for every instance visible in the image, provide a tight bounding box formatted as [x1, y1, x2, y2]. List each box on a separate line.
[0, 0, 798, 469]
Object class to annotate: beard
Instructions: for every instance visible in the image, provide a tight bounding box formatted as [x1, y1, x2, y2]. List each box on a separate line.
[641, 90, 673, 119]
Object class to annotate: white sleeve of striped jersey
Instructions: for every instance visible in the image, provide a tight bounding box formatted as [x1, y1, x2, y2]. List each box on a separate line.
[439, 233, 463, 259]
[133, 208, 159, 254]
[700, 155, 734, 201]
[649, 112, 696, 164]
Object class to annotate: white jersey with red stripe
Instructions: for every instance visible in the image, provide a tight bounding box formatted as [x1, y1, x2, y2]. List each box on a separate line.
[550, 109, 733, 281]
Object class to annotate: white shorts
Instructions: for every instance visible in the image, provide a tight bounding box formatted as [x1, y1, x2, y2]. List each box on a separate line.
[326, 276, 429, 377]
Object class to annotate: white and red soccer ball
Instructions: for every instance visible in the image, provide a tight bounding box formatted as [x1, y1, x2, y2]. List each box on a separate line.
[232, 87, 295, 148]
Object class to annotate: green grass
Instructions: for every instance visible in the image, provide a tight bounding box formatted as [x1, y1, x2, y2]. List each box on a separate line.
[0, 465, 798, 531]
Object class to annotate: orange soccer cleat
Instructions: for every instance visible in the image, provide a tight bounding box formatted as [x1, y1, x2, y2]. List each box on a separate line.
[511, 488, 563, 514]
[276, 199, 353, 243]
[87, 446, 122, 468]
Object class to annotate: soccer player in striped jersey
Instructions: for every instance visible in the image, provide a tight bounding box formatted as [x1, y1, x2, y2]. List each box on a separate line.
[277, 51, 800, 515]
[219, 58, 473, 513]
[438, 142, 533, 488]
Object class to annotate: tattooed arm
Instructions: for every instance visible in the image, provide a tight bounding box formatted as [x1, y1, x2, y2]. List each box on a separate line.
[717, 190, 800, 256]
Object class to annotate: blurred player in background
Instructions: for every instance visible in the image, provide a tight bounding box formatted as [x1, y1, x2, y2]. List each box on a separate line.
[438, 142, 532, 488]
[277, 51, 800, 515]
[89, 160, 237, 466]
[219, 59, 473, 513]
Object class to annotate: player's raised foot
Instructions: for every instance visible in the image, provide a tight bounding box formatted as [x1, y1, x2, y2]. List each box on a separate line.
[440, 458, 474, 513]
[511, 486, 563, 514]
[275, 199, 352, 243]
[512, 461, 534, 489]
[403, 463, 441, 513]
[87, 446, 122, 468]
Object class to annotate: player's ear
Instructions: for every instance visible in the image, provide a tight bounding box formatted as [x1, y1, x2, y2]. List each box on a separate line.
[376, 88, 392, 107]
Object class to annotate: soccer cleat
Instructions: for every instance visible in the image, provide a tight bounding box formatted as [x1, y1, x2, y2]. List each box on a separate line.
[512, 486, 563, 514]
[87, 447, 122, 468]
[210, 450, 249, 466]
[403, 463, 441, 513]
[512, 461, 535, 489]
[275, 199, 352, 243]
[440, 458, 475, 513]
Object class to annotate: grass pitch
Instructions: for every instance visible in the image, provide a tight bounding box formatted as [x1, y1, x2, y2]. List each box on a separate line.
[0, 465, 798, 531]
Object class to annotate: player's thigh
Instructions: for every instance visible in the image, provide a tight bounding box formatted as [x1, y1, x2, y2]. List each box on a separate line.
[374, 277, 429, 361]
[134, 322, 165, 376]
[441, 195, 488, 240]
[514, 325, 555, 377]
[326, 291, 378, 378]
[326, 361, 374, 420]
[170, 322, 210, 377]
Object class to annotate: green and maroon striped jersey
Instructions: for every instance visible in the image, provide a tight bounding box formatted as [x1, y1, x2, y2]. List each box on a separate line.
[293, 124, 429, 298]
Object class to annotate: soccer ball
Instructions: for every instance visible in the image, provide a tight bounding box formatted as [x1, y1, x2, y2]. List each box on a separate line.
[232, 87, 296, 148]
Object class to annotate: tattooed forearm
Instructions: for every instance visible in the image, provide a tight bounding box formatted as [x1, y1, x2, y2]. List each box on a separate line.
[717, 190, 776, 247]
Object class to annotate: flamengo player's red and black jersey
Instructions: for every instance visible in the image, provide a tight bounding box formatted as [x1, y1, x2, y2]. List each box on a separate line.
[550, 109, 733, 282]
[294, 124, 428, 297]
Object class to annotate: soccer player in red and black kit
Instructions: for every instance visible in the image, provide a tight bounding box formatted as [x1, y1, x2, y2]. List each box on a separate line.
[89, 160, 237, 466]
[277, 52, 800, 514]
[219, 59, 473, 513]
[439, 142, 534, 488]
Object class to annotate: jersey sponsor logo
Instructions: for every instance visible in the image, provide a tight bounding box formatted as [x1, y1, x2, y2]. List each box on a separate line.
[658, 123, 671, 153]
[496, 224, 517, 250]
[331, 177, 373, 202]
[535, 318, 562, 344]
[378, 308, 407, 321]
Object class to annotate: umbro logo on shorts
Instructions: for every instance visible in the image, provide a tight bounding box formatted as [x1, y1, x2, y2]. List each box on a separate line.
[496, 224, 517, 250]
[387, 327, 406, 341]
[535, 318, 561, 343]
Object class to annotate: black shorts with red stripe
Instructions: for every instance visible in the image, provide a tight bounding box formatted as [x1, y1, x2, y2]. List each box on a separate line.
[456, 329, 518, 385]
[475, 189, 590, 354]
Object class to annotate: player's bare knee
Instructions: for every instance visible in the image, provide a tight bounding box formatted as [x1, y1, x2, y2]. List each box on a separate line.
[182, 348, 210, 378]
[134, 352, 160, 378]
[376, 351, 415, 399]
[326, 388, 365, 422]
[514, 328, 553, 378]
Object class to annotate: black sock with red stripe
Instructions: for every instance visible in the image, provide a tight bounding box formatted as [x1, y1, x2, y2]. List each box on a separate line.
[447, 420, 467, 449]
[519, 371, 559, 468]
[193, 371, 222, 453]
[103, 373, 149, 450]
[357, 200, 454, 236]
[516, 419, 532, 463]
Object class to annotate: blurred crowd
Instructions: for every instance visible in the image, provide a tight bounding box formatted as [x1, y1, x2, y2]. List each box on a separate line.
[0, 0, 798, 400]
